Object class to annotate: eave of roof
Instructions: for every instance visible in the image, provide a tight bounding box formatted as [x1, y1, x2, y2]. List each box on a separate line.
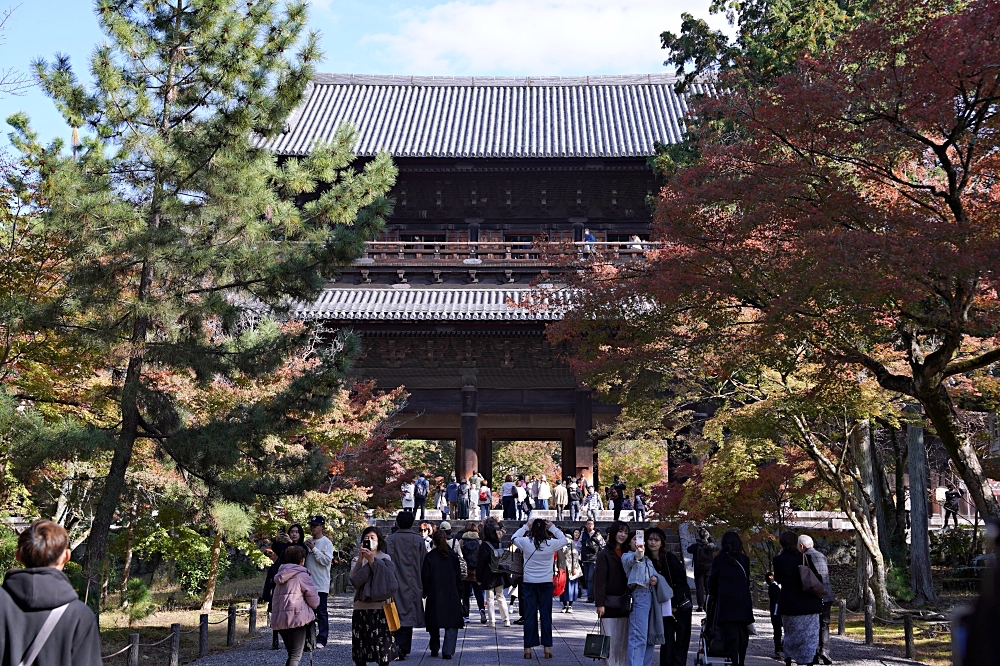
[293, 286, 570, 322]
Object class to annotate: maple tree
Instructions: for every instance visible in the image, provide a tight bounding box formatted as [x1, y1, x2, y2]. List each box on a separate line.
[565, 0, 1000, 521]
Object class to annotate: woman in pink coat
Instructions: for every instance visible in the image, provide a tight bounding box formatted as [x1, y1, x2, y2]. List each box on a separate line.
[270, 544, 320, 666]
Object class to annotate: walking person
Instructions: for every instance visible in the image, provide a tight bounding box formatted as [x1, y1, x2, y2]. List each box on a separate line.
[350, 527, 400, 666]
[580, 519, 605, 602]
[401, 479, 415, 514]
[595, 521, 633, 666]
[944, 484, 962, 528]
[568, 478, 582, 521]
[646, 528, 692, 666]
[264, 524, 305, 650]
[458, 522, 488, 624]
[773, 531, 822, 666]
[271, 544, 320, 666]
[384, 510, 426, 660]
[584, 484, 604, 521]
[511, 518, 568, 659]
[622, 531, 666, 666]
[634, 489, 647, 522]
[501, 475, 517, 520]
[687, 528, 717, 611]
[515, 480, 528, 521]
[478, 480, 493, 521]
[304, 516, 334, 649]
[477, 520, 512, 627]
[767, 570, 783, 660]
[610, 476, 627, 522]
[414, 473, 430, 521]
[435, 483, 449, 521]
[537, 475, 552, 510]
[558, 534, 583, 613]
[0, 520, 102, 666]
[422, 531, 465, 659]
[708, 531, 755, 666]
[798, 535, 834, 664]
[457, 478, 471, 521]
[446, 476, 459, 519]
[554, 480, 569, 520]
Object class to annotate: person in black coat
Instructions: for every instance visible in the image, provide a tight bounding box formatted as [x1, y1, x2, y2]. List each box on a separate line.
[422, 530, 465, 659]
[0, 520, 102, 666]
[772, 531, 822, 666]
[708, 531, 754, 666]
[646, 527, 692, 666]
[262, 523, 305, 650]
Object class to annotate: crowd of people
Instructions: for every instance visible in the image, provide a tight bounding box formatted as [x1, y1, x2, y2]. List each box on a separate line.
[403, 472, 649, 524]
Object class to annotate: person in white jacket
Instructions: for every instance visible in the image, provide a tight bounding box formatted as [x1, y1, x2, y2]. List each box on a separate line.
[511, 519, 568, 659]
[304, 515, 334, 648]
[537, 476, 552, 510]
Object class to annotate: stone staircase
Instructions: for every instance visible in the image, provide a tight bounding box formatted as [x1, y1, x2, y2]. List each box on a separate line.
[372, 517, 682, 555]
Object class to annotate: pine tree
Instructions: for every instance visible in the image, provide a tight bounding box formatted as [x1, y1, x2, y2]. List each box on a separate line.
[8, 0, 396, 606]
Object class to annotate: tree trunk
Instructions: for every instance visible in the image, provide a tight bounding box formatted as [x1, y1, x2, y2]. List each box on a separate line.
[201, 531, 224, 613]
[870, 426, 894, 559]
[850, 421, 892, 616]
[120, 509, 136, 604]
[906, 418, 936, 604]
[919, 385, 1000, 519]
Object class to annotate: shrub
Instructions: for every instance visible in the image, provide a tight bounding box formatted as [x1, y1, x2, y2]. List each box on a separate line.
[125, 578, 156, 623]
[62, 561, 86, 599]
[176, 545, 228, 596]
[930, 527, 983, 567]
[886, 564, 914, 602]
[0, 529, 17, 574]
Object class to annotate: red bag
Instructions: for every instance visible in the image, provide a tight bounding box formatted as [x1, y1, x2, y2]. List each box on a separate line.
[552, 568, 567, 597]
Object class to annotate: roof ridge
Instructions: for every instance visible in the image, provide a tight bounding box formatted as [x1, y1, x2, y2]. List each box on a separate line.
[311, 73, 682, 87]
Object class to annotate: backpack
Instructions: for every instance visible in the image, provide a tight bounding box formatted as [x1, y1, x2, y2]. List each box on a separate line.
[568, 485, 580, 502]
[488, 545, 504, 574]
[479, 488, 489, 502]
[414, 478, 428, 499]
[461, 539, 480, 578]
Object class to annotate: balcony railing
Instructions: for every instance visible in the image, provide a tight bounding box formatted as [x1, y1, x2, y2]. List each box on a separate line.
[357, 241, 658, 265]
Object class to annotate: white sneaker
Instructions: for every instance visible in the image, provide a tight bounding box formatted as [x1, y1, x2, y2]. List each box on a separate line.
[503, 620, 511, 627]
[567, 607, 573, 614]
[487, 621, 495, 627]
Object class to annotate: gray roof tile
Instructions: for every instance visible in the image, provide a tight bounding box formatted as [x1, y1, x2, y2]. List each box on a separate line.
[266, 73, 709, 158]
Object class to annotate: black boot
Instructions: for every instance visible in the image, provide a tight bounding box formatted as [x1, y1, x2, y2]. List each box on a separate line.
[272, 631, 280, 650]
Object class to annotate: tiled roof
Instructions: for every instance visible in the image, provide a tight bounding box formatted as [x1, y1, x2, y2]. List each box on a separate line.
[265, 73, 709, 158]
[295, 287, 569, 321]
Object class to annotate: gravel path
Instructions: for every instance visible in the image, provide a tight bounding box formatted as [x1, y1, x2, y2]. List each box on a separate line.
[195, 595, 929, 666]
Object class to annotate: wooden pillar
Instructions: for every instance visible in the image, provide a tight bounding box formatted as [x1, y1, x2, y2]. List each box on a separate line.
[479, 436, 494, 487]
[561, 435, 576, 481]
[459, 387, 479, 481]
[575, 388, 594, 483]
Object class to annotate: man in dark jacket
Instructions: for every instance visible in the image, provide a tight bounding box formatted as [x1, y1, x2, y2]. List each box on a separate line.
[579, 520, 605, 603]
[385, 510, 426, 659]
[687, 528, 717, 611]
[0, 520, 102, 666]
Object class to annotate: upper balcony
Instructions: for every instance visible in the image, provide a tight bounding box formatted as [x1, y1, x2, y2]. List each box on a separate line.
[355, 241, 659, 267]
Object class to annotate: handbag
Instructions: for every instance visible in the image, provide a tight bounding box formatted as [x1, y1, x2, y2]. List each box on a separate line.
[499, 546, 524, 576]
[553, 568, 567, 597]
[604, 592, 632, 614]
[799, 554, 826, 598]
[383, 597, 401, 632]
[583, 621, 611, 660]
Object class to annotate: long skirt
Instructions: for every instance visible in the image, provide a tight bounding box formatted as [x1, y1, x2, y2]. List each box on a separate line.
[352, 609, 398, 666]
[781, 614, 819, 665]
[601, 616, 630, 666]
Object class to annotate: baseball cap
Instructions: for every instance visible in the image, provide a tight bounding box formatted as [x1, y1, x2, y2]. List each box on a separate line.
[439, 521, 452, 531]
[309, 515, 326, 527]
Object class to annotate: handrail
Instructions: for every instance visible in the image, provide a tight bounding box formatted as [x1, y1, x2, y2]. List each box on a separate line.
[358, 240, 660, 263]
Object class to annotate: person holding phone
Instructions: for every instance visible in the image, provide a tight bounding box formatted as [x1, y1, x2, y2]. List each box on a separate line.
[595, 521, 632, 666]
[645, 527, 692, 666]
[621, 530, 665, 666]
[351, 528, 400, 666]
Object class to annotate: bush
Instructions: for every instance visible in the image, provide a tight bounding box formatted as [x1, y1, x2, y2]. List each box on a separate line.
[125, 578, 156, 623]
[225, 552, 260, 581]
[176, 546, 228, 596]
[0, 529, 17, 574]
[886, 564, 914, 602]
[62, 561, 86, 599]
[930, 527, 983, 567]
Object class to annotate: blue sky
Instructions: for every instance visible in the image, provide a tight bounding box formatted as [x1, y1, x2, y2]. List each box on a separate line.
[0, 0, 725, 146]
